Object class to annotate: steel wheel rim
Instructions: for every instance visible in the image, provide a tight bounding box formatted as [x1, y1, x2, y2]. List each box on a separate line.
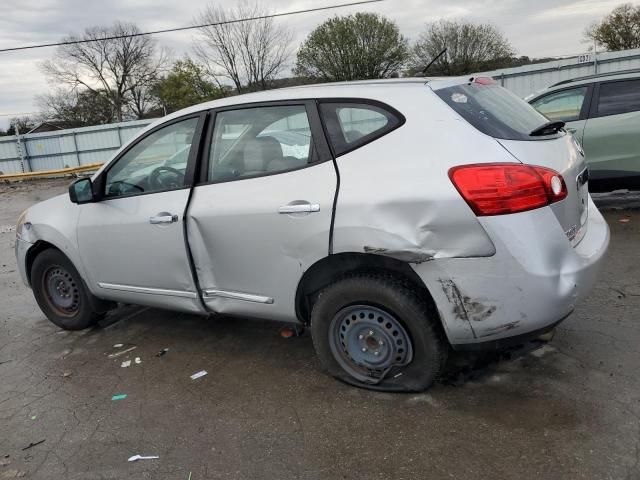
[329, 305, 413, 384]
[42, 265, 80, 316]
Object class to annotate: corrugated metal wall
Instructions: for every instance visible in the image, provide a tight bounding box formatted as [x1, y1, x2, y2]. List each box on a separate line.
[0, 119, 154, 175]
[477, 48, 640, 98]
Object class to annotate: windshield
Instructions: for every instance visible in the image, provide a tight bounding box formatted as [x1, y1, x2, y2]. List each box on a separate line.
[435, 81, 559, 141]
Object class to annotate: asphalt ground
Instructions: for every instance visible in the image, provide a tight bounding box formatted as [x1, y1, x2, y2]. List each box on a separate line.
[0, 178, 638, 480]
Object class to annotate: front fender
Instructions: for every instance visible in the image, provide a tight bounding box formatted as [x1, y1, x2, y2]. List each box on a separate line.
[18, 194, 96, 296]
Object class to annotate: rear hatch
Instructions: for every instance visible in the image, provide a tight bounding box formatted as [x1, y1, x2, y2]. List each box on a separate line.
[431, 78, 589, 246]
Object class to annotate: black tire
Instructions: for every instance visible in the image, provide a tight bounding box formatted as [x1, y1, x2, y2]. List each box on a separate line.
[310, 274, 447, 392]
[31, 249, 103, 330]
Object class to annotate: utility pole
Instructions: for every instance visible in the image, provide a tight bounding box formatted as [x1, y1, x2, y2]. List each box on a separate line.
[14, 125, 29, 173]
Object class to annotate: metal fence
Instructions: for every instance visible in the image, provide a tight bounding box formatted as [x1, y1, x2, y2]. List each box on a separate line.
[477, 48, 640, 99]
[0, 119, 155, 175]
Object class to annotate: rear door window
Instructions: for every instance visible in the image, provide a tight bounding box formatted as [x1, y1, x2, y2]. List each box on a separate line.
[207, 105, 316, 182]
[596, 79, 640, 117]
[435, 81, 553, 141]
[530, 87, 588, 122]
[319, 102, 403, 156]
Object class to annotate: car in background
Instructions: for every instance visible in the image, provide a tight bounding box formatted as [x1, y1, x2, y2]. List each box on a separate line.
[528, 70, 640, 192]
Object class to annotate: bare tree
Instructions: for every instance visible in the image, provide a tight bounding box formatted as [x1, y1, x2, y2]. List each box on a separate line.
[585, 3, 640, 51]
[41, 21, 169, 121]
[36, 88, 115, 128]
[410, 20, 515, 76]
[193, 1, 292, 93]
[6, 117, 35, 136]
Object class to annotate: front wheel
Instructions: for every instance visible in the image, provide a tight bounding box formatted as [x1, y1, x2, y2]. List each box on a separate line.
[310, 274, 447, 392]
[31, 249, 103, 330]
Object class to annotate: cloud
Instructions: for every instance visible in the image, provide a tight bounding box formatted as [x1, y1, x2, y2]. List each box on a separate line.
[0, 0, 635, 128]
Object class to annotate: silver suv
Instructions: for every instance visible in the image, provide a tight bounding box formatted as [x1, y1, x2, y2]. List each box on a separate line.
[15, 78, 609, 392]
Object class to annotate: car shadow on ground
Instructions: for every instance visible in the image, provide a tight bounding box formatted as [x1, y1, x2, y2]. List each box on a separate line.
[95, 303, 549, 390]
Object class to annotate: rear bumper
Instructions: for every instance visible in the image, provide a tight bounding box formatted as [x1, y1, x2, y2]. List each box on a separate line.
[412, 196, 610, 347]
[15, 237, 33, 288]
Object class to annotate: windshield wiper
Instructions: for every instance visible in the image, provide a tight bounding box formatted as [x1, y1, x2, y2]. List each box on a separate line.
[530, 120, 565, 137]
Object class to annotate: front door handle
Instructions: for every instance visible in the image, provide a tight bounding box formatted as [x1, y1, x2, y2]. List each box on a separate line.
[149, 213, 178, 225]
[566, 127, 577, 134]
[278, 203, 320, 214]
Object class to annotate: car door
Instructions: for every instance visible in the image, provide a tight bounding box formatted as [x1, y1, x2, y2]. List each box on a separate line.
[529, 85, 592, 144]
[76, 114, 207, 313]
[582, 78, 640, 182]
[187, 101, 336, 321]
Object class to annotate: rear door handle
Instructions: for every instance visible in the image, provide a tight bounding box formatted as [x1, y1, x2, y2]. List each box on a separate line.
[149, 213, 178, 224]
[278, 203, 320, 214]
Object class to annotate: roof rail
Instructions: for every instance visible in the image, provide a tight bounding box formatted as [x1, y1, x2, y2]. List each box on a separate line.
[550, 68, 640, 88]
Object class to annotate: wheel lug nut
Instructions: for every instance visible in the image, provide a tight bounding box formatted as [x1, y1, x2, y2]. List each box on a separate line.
[379, 340, 384, 346]
[358, 334, 364, 340]
[361, 347, 367, 352]
[368, 330, 374, 336]
[374, 351, 380, 356]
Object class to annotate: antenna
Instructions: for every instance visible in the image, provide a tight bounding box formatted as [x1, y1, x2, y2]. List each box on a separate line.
[422, 48, 447, 75]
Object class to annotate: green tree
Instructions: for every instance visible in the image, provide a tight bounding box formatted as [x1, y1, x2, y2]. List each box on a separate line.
[410, 20, 515, 76]
[585, 3, 640, 51]
[151, 58, 228, 114]
[295, 13, 408, 81]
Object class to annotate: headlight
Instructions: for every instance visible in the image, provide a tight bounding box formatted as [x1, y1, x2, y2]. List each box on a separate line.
[16, 210, 30, 239]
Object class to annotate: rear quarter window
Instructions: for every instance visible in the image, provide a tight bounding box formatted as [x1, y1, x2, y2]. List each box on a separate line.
[435, 81, 553, 141]
[319, 101, 404, 156]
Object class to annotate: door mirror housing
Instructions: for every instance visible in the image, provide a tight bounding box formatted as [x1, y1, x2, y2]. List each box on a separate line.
[69, 178, 95, 204]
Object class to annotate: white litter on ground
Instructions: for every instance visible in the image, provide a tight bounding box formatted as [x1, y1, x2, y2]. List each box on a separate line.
[134, 357, 141, 364]
[108, 346, 137, 358]
[121, 360, 131, 368]
[127, 455, 159, 462]
[530, 344, 557, 358]
[190, 370, 207, 380]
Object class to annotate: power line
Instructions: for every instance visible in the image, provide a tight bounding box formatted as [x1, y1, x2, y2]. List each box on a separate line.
[0, 0, 384, 54]
[0, 112, 40, 118]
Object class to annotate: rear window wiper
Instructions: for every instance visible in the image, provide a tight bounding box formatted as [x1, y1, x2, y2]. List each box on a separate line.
[529, 121, 565, 137]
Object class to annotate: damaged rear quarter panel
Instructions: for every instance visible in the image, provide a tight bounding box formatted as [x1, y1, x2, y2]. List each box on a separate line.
[330, 87, 518, 342]
[330, 88, 508, 261]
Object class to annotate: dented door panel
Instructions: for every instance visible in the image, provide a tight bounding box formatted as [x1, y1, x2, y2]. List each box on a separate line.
[187, 161, 337, 321]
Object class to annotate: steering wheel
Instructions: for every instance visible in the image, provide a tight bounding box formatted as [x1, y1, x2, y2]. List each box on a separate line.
[149, 166, 185, 190]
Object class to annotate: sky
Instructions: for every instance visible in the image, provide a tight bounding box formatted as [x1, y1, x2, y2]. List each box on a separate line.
[0, 0, 636, 129]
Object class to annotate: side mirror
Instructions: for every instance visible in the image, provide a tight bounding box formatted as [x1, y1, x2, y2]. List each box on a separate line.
[69, 178, 95, 204]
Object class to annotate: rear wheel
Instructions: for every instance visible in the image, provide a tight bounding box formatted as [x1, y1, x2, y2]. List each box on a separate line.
[310, 274, 447, 392]
[31, 249, 103, 330]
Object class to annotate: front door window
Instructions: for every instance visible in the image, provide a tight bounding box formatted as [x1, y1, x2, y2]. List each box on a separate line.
[105, 117, 199, 198]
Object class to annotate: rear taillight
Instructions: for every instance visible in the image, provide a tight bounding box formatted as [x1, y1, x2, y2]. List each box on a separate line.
[449, 163, 567, 216]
